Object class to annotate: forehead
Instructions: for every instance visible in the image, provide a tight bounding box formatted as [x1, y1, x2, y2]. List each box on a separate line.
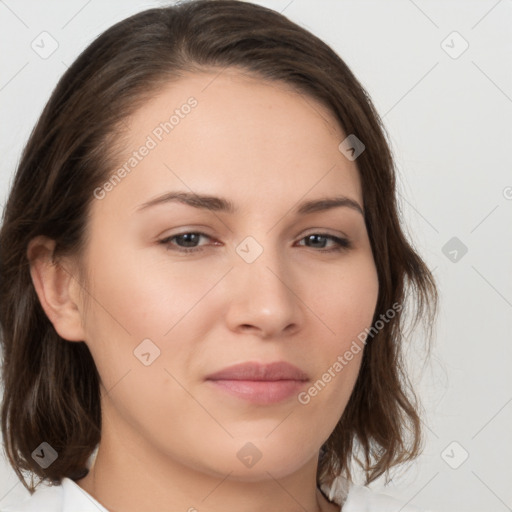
[97, 69, 363, 217]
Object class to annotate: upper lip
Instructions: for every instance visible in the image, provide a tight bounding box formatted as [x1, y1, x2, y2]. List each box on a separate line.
[206, 361, 309, 381]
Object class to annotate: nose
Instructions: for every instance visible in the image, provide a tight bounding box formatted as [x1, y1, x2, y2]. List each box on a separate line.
[224, 243, 303, 338]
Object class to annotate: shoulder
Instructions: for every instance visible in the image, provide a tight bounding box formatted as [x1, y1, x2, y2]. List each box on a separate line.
[0, 478, 108, 512]
[343, 483, 433, 512]
[1, 482, 63, 512]
[321, 476, 435, 512]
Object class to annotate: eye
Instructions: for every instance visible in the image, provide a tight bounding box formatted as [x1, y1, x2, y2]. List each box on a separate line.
[296, 233, 352, 253]
[159, 232, 215, 253]
[159, 231, 352, 254]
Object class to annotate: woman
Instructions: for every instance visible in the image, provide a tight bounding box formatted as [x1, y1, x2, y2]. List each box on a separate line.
[0, 1, 438, 511]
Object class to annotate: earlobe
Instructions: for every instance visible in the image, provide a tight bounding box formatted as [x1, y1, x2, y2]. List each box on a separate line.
[27, 236, 86, 342]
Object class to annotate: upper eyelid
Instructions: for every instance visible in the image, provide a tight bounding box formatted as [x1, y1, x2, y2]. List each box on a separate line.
[160, 230, 348, 240]
[160, 232, 214, 243]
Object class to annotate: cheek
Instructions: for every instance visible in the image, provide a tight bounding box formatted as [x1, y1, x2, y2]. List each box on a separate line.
[313, 252, 379, 345]
[78, 239, 229, 395]
[293, 253, 378, 406]
[82, 237, 227, 341]
[299, 283, 375, 416]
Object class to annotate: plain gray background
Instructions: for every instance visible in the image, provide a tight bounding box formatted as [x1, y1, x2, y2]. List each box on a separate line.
[1, 1, 511, 511]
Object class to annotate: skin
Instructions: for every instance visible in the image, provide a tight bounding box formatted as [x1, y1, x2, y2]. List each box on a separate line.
[28, 69, 379, 512]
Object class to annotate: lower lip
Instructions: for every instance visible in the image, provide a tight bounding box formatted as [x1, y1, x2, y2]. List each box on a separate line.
[207, 379, 307, 404]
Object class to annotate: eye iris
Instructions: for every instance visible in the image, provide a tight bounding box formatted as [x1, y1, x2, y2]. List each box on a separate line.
[307, 234, 326, 248]
[177, 233, 200, 247]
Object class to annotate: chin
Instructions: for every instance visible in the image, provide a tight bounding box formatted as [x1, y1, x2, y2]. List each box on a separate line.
[222, 459, 309, 483]
[211, 441, 317, 482]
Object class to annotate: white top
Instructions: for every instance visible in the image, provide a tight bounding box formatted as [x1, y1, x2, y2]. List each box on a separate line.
[1, 474, 433, 512]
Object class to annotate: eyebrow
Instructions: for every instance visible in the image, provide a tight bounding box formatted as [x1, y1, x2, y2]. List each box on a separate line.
[136, 191, 364, 216]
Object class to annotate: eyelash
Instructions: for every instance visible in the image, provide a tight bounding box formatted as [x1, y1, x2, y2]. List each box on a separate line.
[158, 232, 352, 254]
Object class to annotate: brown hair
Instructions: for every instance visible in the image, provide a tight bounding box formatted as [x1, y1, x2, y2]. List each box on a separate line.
[0, 0, 437, 495]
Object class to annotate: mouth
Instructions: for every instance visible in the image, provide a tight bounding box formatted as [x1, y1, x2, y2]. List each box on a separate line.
[207, 379, 307, 404]
[205, 361, 309, 405]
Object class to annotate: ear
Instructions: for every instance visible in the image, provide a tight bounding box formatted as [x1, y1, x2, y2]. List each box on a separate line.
[27, 236, 86, 342]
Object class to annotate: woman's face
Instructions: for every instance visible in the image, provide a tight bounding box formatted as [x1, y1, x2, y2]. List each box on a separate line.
[75, 69, 379, 481]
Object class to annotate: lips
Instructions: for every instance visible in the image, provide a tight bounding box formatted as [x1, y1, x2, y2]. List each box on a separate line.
[205, 361, 309, 382]
[205, 361, 309, 405]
